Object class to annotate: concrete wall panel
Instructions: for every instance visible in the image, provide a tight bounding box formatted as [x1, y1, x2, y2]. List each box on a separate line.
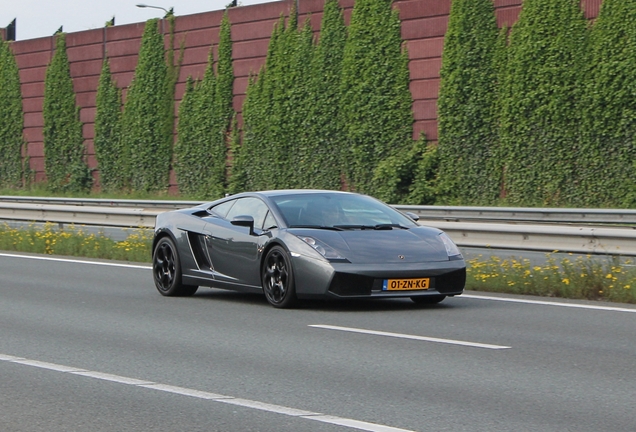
[396, 0, 450, 20]
[233, 39, 270, 60]
[402, 15, 448, 40]
[70, 59, 103, 78]
[66, 29, 104, 47]
[181, 45, 212, 66]
[21, 82, 45, 98]
[72, 76, 99, 93]
[15, 51, 51, 69]
[413, 100, 438, 121]
[108, 55, 138, 74]
[24, 112, 43, 128]
[105, 39, 142, 57]
[409, 58, 442, 80]
[22, 97, 43, 113]
[410, 79, 440, 101]
[407, 37, 444, 60]
[19, 66, 47, 84]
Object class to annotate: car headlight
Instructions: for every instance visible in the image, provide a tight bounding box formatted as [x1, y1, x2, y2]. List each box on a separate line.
[298, 236, 346, 260]
[439, 232, 462, 258]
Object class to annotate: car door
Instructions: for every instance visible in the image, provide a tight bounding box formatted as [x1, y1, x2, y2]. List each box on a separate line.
[205, 197, 270, 287]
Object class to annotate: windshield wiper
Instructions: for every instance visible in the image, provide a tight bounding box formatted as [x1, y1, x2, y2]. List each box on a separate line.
[334, 224, 410, 230]
[375, 223, 410, 230]
[333, 224, 374, 230]
[288, 225, 344, 231]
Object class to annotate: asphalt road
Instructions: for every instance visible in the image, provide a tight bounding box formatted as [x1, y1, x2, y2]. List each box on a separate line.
[1, 252, 635, 432]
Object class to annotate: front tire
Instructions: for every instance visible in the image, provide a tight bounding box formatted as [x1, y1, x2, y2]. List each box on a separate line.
[153, 237, 198, 297]
[411, 295, 446, 305]
[262, 246, 297, 308]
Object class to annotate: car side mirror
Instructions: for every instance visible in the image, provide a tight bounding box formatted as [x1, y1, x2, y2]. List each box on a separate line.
[231, 215, 256, 235]
[405, 212, 420, 222]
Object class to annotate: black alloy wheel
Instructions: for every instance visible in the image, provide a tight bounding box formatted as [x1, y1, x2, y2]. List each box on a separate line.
[153, 237, 198, 296]
[262, 246, 297, 308]
[411, 295, 446, 305]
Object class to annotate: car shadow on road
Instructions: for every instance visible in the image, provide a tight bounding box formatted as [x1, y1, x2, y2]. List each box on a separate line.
[193, 288, 462, 312]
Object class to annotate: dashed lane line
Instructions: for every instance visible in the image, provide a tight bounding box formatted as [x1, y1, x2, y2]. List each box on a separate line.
[0, 353, 414, 432]
[310, 324, 511, 350]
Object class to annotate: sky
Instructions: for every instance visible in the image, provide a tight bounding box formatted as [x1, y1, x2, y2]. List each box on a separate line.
[2, 0, 272, 41]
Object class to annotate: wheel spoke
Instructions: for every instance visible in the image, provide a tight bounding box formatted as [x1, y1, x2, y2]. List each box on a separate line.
[262, 247, 295, 307]
[154, 242, 176, 290]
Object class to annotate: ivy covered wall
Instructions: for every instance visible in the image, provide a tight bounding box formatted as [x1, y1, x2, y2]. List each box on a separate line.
[0, 41, 24, 188]
[42, 33, 92, 193]
[4, 0, 628, 209]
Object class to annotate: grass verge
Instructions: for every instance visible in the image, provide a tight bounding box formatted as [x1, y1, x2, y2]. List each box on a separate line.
[466, 253, 636, 304]
[0, 222, 152, 263]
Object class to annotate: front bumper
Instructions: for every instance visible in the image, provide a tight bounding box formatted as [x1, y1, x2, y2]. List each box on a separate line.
[292, 255, 466, 299]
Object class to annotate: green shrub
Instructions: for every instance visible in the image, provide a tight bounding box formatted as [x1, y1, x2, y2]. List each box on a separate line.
[242, 4, 319, 190]
[272, 19, 315, 189]
[437, 0, 500, 205]
[43, 33, 92, 193]
[239, 14, 290, 191]
[94, 57, 123, 192]
[120, 19, 172, 192]
[0, 41, 24, 188]
[226, 114, 245, 194]
[175, 77, 203, 196]
[579, 0, 636, 208]
[300, 0, 347, 190]
[499, 0, 588, 206]
[339, 0, 413, 195]
[175, 12, 234, 199]
[373, 134, 439, 204]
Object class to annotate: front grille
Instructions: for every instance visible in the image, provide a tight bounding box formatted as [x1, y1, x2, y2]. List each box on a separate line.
[328, 267, 466, 297]
[328, 273, 374, 296]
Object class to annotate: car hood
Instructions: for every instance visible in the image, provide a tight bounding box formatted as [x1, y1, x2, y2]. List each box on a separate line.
[288, 226, 450, 264]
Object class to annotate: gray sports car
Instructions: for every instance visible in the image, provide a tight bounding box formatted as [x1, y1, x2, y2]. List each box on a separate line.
[152, 190, 465, 308]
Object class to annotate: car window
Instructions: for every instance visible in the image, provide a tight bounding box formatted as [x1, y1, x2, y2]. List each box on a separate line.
[210, 199, 235, 218]
[271, 193, 417, 228]
[225, 197, 269, 229]
[263, 211, 278, 231]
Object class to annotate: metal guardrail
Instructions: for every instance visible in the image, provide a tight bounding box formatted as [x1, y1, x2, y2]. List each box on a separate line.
[0, 196, 200, 210]
[0, 202, 160, 228]
[3, 196, 636, 225]
[397, 205, 636, 225]
[0, 197, 635, 256]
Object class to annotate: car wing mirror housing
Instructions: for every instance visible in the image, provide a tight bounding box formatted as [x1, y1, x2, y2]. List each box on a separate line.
[231, 215, 256, 235]
[405, 211, 420, 222]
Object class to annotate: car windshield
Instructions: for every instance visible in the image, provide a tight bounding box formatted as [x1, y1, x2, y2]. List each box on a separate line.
[270, 193, 418, 229]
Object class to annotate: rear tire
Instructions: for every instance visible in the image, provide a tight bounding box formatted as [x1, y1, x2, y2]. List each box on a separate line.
[411, 295, 446, 305]
[153, 237, 198, 297]
[262, 246, 297, 308]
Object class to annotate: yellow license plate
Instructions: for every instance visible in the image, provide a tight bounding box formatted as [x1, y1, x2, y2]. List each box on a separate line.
[383, 278, 430, 291]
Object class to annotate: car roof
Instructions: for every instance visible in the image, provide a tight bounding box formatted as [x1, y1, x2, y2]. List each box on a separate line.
[256, 189, 358, 198]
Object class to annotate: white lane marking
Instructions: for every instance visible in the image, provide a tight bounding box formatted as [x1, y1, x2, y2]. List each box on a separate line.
[0, 252, 151, 269]
[10, 358, 86, 373]
[0, 353, 415, 432]
[139, 383, 233, 400]
[70, 370, 154, 385]
[306, 415, 413, 432]
[310, 325, 510, 350]
[218, 398, 319, 416]
[461, 294, 636, 313]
